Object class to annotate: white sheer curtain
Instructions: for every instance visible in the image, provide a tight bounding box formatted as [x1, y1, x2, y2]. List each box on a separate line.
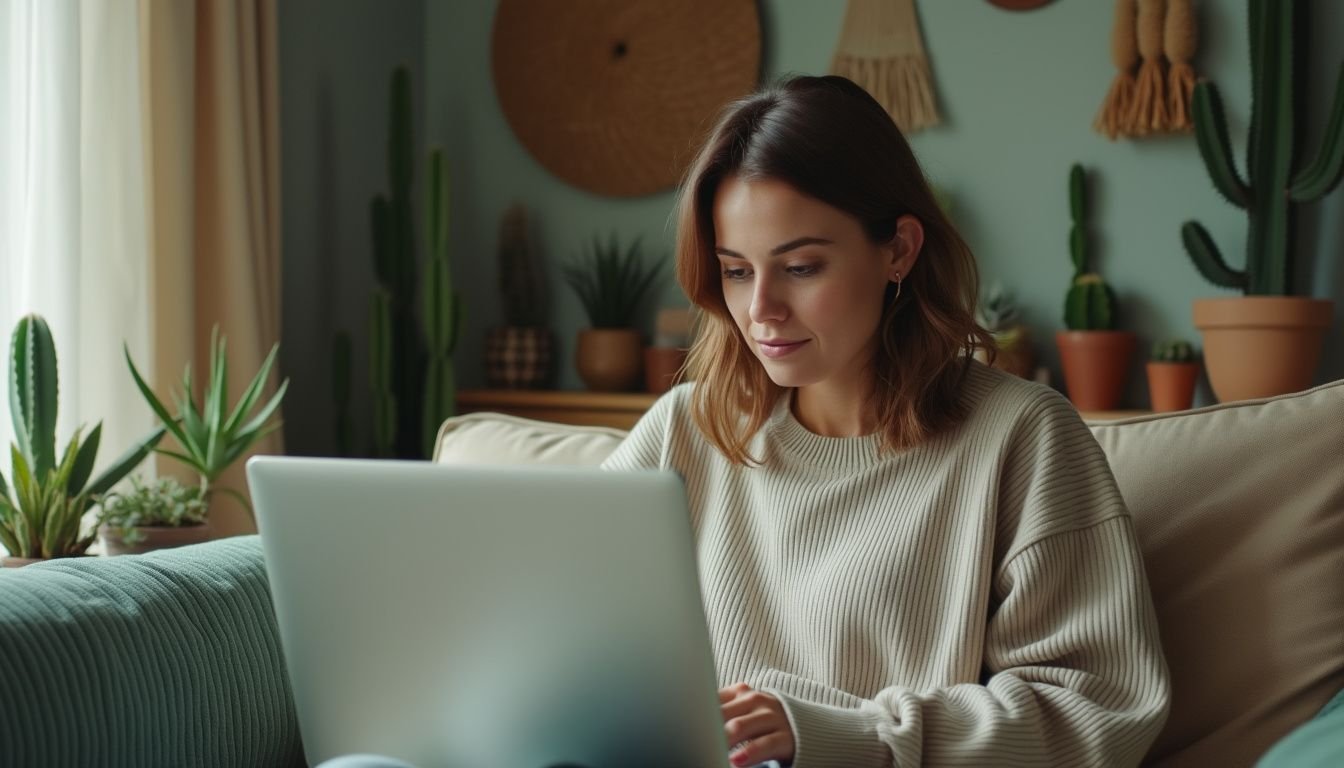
[0, 1, 153, 504]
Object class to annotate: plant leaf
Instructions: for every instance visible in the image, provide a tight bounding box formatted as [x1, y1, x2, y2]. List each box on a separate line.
[222, 343, 280, 435]
[125, 344, 191, 447]
[85, 426, 167, 497]
[67, 422, 102, 496]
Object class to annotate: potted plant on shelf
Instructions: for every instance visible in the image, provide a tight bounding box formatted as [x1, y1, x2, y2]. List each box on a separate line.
[98, 475, 209, 556]
[1056, 163, 1136, 411]
[1181, 0, 1343, 402]
[974, 282, 1035, 379]
[124, 325, 288, 526]
[1147, 338, 1201, 413]
[0, 315, 164, 567]
[485, 203, 553, 389]
[561, 232, 664, 392]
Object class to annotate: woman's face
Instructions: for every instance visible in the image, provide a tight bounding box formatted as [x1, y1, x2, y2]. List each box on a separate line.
[712, 174, 922, 393]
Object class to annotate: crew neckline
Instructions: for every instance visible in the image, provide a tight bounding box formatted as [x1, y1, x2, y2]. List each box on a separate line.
[768, 391, 884, 468]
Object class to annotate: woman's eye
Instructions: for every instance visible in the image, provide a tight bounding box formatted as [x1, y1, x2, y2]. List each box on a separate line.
[722, 267, 750, 281]
[786, 264, 820, 277]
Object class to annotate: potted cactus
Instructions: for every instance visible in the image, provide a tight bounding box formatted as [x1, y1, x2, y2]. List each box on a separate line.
[973, 282, 1035, 379]
[485, 203, 553, 389]
[562, 232, 664, 392]
[1147, 339, 1201, 413]
[1182, 0, 1343, 402]
[1055, 164, 1136, 411]
[0, 315, 164, 566]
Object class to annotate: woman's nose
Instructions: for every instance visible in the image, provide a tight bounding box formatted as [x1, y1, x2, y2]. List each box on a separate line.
[749, 276, 788, 324]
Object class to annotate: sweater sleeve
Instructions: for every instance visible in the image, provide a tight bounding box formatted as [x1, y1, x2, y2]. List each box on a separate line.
[766, 394, 1171, 767]
[599, 384, 682, 471]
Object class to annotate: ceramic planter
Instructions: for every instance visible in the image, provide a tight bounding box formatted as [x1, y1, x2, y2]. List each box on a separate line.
[485, 326, 554, 389]
[1055, 330, 1136, 411]
[98, 522, 213, 556]
[1193, 297, 1333, 403]
[575, 328, 643, 392]
[644, 347, 688, 394]
[1, 556, 44, 568]
[1147, 361, 1200, 412]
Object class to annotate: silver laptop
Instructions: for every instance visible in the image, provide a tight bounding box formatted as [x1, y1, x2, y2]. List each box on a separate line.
[247, 456, 733, 768]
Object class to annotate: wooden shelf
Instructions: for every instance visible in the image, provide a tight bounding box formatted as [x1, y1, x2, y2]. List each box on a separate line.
[458, 390, 1152, 431]
[457, 390, 657, 430]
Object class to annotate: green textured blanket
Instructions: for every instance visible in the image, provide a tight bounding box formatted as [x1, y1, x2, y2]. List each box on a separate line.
[0, 536, 304, 767]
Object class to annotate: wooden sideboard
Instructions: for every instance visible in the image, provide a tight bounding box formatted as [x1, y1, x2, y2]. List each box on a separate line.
[457, 390, 1149, 431]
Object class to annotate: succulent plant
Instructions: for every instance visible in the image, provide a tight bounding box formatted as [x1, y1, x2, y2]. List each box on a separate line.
[1064, 164, 1119, 331]
[1151, 338, 1198, 363]
[0, 315, 165, 559]
[1181, 0, 1344, 295]
[562, 233, 664, 330]
[976, 282, 1021, 334]
[100, 475, 208, 544]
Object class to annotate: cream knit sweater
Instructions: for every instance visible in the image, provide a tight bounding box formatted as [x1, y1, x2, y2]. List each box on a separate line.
[601, 362, 1170, 767]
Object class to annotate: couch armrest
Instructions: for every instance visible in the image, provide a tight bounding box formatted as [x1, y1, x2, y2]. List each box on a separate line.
[0, 536, 304, 767]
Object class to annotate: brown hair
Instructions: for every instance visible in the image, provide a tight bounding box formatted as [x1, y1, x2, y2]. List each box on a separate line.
[676, 75, 994, 464]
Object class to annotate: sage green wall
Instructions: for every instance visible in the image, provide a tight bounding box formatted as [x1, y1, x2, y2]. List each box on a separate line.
[423, 0, 1344, 405]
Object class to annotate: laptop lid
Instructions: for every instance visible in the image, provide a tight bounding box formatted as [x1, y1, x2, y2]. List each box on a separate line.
[247, 456, 730, 768]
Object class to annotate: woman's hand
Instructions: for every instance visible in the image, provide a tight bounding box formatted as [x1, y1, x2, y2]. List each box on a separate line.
[719, 682, 795, 767]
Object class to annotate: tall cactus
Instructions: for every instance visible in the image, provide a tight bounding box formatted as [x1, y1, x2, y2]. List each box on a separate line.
[1064, 164, 1118, 331]
[1181, 0, 1344, 295]
[335, 65, 460, 459]
[421, 149, 461, 457]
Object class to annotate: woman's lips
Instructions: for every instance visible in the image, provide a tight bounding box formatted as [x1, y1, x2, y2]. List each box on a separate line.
[756, 339, 809, 359]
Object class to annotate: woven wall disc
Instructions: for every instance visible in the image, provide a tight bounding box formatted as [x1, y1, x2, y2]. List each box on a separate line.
[491, 0, 761, 198]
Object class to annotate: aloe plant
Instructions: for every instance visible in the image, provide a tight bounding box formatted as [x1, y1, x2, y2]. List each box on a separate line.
[0, 315, 165, 559]
[562, 233, 664, 329]
[1064, 164, 1118, 331]
[125, 325, 288, 517]
[1182, 0, 1344, 295]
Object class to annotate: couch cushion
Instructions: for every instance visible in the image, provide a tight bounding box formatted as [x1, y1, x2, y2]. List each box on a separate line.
[1090, 379, 1344, 767]
[432, 412, 625, 467]
[0, 536, 304, 768]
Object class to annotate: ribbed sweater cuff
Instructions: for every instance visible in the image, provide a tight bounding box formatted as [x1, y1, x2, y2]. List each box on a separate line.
[769, 690, 891, 768]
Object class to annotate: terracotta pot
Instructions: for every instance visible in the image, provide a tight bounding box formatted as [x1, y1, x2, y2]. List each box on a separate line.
[2, 556, 44, 568]
[1193, 297, 1333, 402]
[644, 347, 688, 394]
[974, 325, 1035, 379]
[1055, 330, 1136, 411]
[98, 521, 214, 556]
[484, 326, 554, 389]
[1146, 361, 1200, 412]
[575, 328, 643, 392]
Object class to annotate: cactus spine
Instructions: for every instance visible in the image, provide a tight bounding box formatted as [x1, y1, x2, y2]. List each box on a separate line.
[1182, 0, 1344, 295]
[1064, 164, 1118, 331]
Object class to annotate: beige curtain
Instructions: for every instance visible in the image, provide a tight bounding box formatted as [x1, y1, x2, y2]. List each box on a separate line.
[140, 0, 283, 537]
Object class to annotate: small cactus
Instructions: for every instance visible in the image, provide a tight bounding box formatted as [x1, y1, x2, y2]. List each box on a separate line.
[1151, 338, 1198, 363]
[1064, 164, 1119, 331]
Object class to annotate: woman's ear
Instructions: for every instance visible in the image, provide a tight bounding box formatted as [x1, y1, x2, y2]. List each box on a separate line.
[886, 215, 924, 282]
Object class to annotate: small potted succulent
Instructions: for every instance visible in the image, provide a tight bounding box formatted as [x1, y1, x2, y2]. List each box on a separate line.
[1147, 339, 1201, 413]
[561, 232, 664, 391]
[485, 203, 553, 389]
[98, 475, 210, 556]
[0, 315, 164, 566]
[1055, 164, 1135, 411]
[974, 282, 1035, 379]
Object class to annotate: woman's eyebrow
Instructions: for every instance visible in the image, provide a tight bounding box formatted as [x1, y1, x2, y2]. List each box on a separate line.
[715, 236, 834, 259]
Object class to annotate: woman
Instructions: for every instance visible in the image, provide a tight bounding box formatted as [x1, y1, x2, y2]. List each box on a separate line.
[602, 75, 1170, 767]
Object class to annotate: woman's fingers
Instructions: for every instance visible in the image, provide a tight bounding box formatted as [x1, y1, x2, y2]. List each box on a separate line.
[724, 708, 778, 745]
[729, 731, 791, 767]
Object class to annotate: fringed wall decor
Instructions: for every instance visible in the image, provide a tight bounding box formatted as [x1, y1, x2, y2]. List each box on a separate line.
[831, 0, 941, 134]
[1165, 0, 1197, 131]
[1094, 0, 1200, 140]
[1129, 0, 1170, 136]
[1095, 0, 1138, 140]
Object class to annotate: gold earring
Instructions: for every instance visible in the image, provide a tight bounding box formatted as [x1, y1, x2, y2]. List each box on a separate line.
[893, 271, 902, 302]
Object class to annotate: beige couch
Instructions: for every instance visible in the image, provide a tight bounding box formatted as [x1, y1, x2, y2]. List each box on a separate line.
[433, 379, 1344, 767]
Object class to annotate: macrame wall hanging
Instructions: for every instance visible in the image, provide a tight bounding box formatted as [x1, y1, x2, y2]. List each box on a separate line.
[831, 0, 941, 134]
[1094, 0, 1199, 140]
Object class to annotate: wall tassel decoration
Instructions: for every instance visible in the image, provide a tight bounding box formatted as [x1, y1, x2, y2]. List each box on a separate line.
[1094, 0, 1138, 140]
[1129, 0, 1170, 136]
[1164, 0, 1198, 132]
[831, 0, 941, 134]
